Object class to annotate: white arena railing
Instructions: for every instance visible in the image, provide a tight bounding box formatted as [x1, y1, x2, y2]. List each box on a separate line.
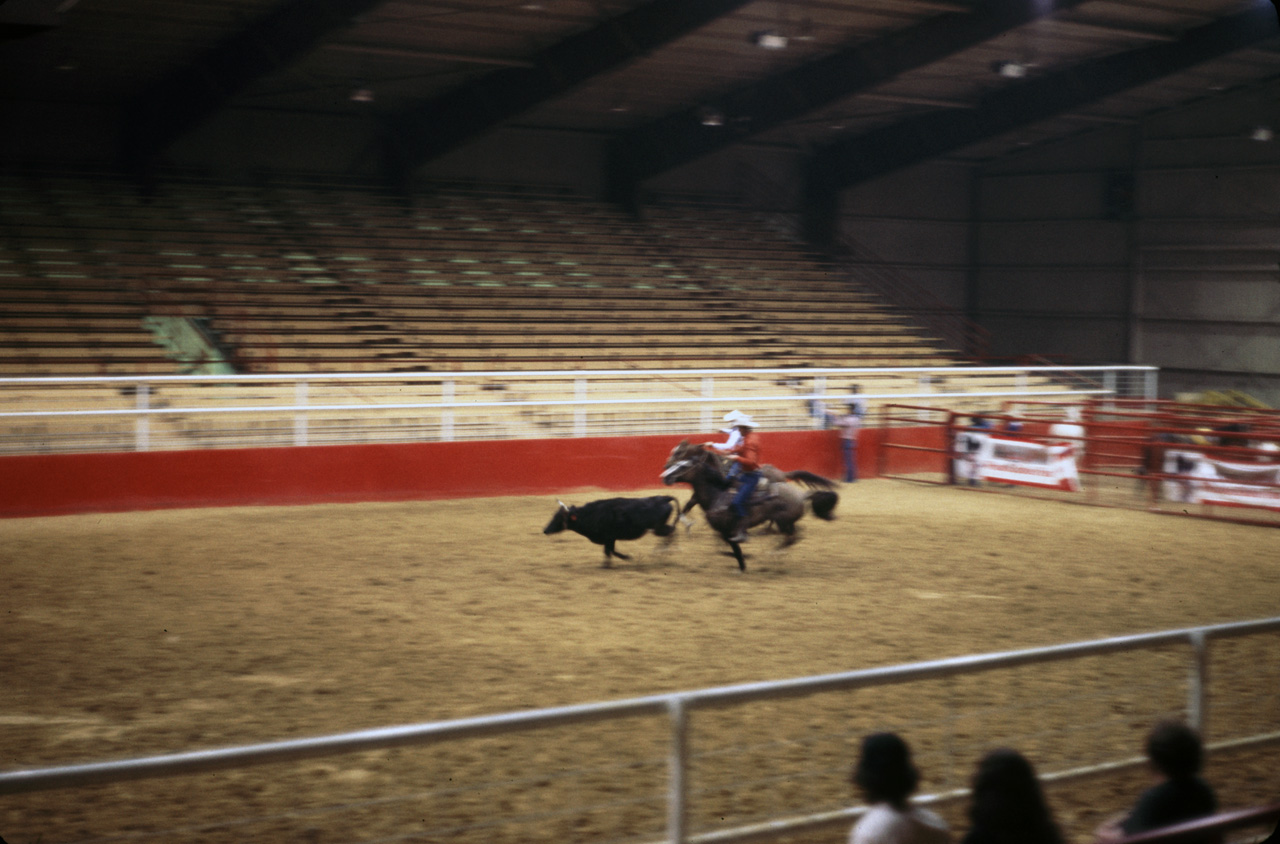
[2, 616, 1275, 844]
[0, 365, 1157, 454]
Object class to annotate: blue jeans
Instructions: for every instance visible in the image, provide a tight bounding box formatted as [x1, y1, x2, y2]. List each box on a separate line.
[842, 439, 857, 482]
[732, 471, 761, 520]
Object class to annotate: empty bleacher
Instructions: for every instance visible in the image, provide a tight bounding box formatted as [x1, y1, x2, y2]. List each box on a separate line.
[0, 172, 959, 376]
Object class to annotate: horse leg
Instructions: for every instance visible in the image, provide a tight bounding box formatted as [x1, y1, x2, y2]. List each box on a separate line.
[728, 540, 746, 571]
[775, 520, 798, 547]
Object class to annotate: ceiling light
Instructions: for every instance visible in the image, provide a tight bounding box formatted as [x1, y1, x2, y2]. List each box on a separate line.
[750, 30, 788, 50]
[350, 87, 375, 103]
[992, 60, 1028, 79]
[698, 107, 724, 127]
[1251, 125, 1274, 142]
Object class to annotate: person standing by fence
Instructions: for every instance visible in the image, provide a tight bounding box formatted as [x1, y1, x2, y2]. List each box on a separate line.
[831, 402, 864, 483]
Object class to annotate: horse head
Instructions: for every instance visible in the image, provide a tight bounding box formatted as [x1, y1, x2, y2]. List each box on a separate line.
[661, 440, 724, 486]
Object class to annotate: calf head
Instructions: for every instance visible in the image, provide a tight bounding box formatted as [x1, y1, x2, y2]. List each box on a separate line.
[542, 500, 577, 535]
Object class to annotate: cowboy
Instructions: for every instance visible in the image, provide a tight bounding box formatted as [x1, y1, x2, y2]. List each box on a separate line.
[719, 412, 762, 543]
[706, 409, 749, 458]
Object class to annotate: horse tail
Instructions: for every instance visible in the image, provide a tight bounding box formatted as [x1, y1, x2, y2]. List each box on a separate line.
[784, 470, 839, 491]
[808, 490, 839, 520]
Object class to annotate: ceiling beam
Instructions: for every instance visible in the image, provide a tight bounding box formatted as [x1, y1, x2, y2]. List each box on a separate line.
[381, 0, 757, 187]
[605, 0, 1096, 200]
[809, 5, 1280, 192]
[121, 0, 385, 177]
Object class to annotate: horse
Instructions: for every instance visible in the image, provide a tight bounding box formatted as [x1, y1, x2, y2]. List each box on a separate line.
[660, 440, 839, 571]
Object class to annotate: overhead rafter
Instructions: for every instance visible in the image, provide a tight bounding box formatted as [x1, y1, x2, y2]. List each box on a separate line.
[605, 0, 1097, 202]
[122, 0, 386, 177]
[807, 5, 1280, 193]
[381, 0, 757, 187]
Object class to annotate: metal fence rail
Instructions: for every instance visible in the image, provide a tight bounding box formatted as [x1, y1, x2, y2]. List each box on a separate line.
[3, 616, 1276, 844]
[0, 365, 1157, 454]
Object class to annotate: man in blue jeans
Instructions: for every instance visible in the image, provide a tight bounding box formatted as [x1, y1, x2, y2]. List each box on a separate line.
[832, 402, 862, 483]
[722, 414, 762, 542]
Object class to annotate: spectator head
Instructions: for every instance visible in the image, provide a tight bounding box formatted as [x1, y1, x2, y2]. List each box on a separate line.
[968, 749, 1061, 844]
[1146, 721, 1204, 780]
[852, 732, 920, 809]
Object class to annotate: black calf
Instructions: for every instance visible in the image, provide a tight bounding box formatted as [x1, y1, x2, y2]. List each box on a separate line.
[543, 495, 682, 565]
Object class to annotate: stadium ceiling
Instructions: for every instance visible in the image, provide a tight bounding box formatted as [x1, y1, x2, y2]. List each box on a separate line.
[3, 0, 1280, 193]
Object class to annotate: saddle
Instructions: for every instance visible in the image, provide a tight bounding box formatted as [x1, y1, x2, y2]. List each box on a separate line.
[729, 474, 775, 503]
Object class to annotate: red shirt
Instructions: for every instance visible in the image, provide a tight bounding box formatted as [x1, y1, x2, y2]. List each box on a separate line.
[730, 430, 761, 472]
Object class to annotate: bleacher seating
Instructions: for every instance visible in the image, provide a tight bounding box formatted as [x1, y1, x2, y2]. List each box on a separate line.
[0, 172, 959, 375]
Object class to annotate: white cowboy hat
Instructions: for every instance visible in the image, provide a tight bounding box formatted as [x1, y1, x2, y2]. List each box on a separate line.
[730, 414, 757, 429]
[722, 410, 747, 423]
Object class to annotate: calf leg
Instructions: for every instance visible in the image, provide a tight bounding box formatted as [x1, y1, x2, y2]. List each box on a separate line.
[603, 539, 631, 565]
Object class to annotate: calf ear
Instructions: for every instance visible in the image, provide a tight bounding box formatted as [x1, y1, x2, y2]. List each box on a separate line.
[557, 499, 568, 510]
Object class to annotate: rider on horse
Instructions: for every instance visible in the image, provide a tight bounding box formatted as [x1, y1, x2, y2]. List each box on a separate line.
[706, 410, 762, 542]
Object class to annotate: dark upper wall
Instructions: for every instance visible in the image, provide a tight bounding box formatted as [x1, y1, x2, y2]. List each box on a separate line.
[976, 81, 1280, 404]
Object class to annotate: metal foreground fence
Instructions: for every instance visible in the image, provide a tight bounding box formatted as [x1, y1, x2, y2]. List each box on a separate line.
[0, 365, 1157, 454]
[2, 618, 1277, 844]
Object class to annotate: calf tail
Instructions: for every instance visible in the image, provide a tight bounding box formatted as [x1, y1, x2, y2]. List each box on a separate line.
[808, 490, 839, 520]
[652, 495, 684, 537]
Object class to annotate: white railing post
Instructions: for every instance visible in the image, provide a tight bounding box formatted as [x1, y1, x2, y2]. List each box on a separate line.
[668, 696, 689, 844]
[1144, 368, 1158, 402]
[1187, 630, 1209, 737]
[442, 380, 455, 442]
[294, 380, 308, 447]
[574, 378, 587, 438]
[134, 381, 150, 451]
[701, 377, 714, 434]
[812, 376, 827, 428]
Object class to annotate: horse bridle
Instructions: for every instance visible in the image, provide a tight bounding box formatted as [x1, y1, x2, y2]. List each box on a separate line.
[660, 445, 716, 482]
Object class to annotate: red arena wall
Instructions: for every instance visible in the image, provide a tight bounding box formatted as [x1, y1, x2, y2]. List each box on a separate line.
[0, 428, 940, 518]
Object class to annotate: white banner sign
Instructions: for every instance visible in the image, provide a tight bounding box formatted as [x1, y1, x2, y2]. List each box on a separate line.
[955, 433, 1081, 491]
[1162, 450, 1280, 511]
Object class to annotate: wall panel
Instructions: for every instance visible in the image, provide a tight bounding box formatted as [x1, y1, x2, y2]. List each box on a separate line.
[0, 429, 929, 518]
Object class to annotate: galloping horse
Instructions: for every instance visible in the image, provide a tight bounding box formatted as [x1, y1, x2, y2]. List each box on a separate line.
[660, 440, 839, 571]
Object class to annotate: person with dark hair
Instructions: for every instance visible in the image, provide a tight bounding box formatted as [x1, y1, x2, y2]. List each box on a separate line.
[849, 732, 951, 844]
[961, 749, 1063, 844]
[1096, 720, 1218, 842]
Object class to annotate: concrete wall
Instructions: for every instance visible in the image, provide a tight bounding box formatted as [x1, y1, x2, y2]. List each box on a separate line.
[0, 428, 943, 518]
[975, 83, 1280, 405]
[836, 161, 977, 311]
[975, 126, 1137, 365]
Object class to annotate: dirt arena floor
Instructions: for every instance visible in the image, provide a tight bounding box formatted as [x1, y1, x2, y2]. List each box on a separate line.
[2, 479, 1278, 844]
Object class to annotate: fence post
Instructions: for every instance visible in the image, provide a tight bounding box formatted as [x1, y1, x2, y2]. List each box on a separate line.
[574, 378, 587, 438]
[442, 380, 455, 442]
[1187, 630, 1209, 738]
[701, 377, 714, 434]
[812, 376, 827, 428]
[294, 380, 308, 447]
[135, 381, 150, 451]
[668, 697, 689, 844]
